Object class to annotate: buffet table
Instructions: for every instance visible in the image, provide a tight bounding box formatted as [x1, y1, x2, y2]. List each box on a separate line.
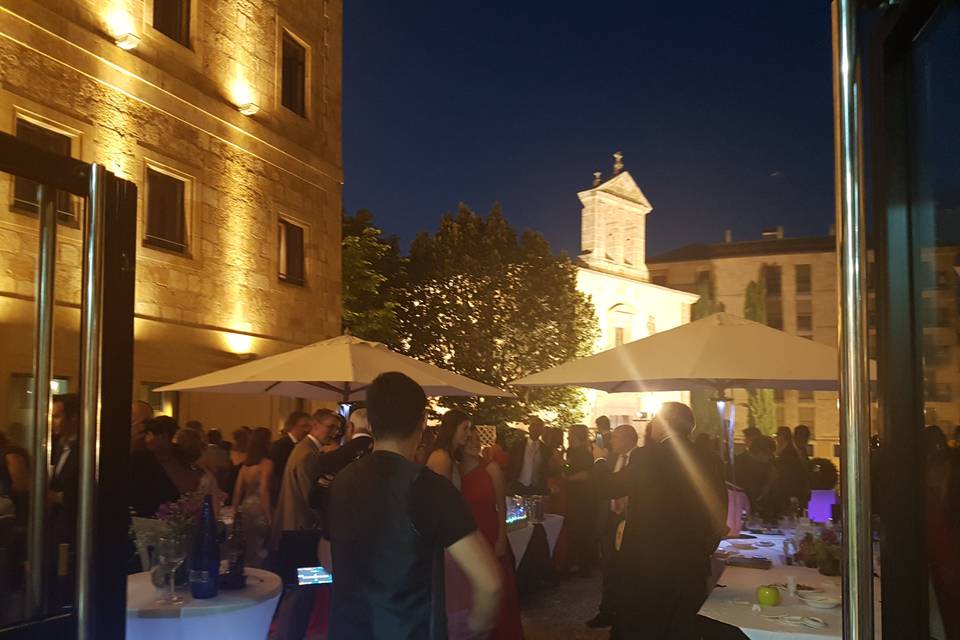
[700, 533, 880, 639]
[126, 568, 282, 640]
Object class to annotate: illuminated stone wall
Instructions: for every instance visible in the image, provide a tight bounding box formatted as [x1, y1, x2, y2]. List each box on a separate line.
[0, 0, 342, 433]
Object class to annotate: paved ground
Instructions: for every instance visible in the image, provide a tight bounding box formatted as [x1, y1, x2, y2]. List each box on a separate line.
[520, 572, 610, 640]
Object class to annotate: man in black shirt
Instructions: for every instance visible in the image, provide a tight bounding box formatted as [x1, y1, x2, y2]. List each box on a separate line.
[328, 372, 502, 640]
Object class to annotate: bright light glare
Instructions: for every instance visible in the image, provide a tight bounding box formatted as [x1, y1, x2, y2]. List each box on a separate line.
[223, 331, 253, 355]
[642, 395, 663, 416]
[105, 8, 136, 43]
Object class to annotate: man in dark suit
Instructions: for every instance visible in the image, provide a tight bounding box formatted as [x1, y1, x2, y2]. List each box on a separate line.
[596, 402, 727, 640]
[587, 423, 639, 629]
[506, 416, 550, 495]
[49, 393, 80, 605]
[269, 411, 312, 504]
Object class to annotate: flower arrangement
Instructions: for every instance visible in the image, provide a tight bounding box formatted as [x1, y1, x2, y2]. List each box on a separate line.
[795, 526, 842, 576]
[154, 492, 203, 539]
[130, 493, 203, 582]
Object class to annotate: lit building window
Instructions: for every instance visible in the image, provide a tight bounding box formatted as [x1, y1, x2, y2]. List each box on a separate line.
[279, 218, 305, 285]
[145, 168, 187, 253]
[795, 264, 812, 295]
[282, 32, 307, 117]
[154, 0, 191, 46]
[614, 327, 625, 346]
[799, 389, 814, 403]
[12, 119, 75, 222]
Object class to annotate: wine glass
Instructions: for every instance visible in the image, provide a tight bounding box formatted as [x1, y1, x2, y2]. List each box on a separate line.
[156, 535, 187, 606]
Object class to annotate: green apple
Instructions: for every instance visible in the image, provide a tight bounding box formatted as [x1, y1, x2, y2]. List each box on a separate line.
[756, 585, 781, 607]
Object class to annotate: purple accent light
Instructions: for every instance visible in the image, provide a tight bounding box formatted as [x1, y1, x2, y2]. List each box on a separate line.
[808, 489, 838, 523]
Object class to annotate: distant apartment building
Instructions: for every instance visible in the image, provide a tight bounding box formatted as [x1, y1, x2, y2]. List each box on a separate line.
[649, 228, 960, 455]
[0, 0, 343, 441]
[647, 229, 842, 458]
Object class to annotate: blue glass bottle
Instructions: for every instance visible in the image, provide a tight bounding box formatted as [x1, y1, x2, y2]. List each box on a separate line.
[189, 494, 220, 599]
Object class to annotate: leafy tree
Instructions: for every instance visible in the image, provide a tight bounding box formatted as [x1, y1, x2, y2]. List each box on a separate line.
[690, 275, 723, 439]
[397, 204, 598, 425]
[341, 210, 406, 344]
[743, 277, 777, 435]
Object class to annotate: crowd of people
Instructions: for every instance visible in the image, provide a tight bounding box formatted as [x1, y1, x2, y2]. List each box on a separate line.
[1, 382, 959, 638]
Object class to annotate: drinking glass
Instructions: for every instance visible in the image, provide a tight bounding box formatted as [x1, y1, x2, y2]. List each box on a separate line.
[156, 535, 188, 606]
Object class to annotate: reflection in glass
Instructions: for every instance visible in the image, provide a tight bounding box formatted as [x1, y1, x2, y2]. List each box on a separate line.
[911, 6, 960, 638]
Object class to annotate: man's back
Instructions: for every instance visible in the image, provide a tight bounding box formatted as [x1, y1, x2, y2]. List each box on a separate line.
[328, 451, 475, 640]
[621, 439, 725, 577]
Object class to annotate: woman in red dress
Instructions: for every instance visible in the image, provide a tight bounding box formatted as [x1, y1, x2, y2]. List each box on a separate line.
[460, 426, 524, 639]
[430, 412, 523, 640]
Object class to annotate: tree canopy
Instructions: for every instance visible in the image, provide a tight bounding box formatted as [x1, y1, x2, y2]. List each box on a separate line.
[743, 276, 777, 435]
[343, 204, 598, 425]
[341, 209, 405, 345]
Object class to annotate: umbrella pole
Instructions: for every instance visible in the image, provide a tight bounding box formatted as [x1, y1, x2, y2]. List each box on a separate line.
[715, 390, 735, 480]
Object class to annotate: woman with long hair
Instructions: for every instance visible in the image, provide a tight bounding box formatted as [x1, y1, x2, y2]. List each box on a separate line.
[426, 410, 471, 489]
[440, 413, 523, 639]
[232, 427, 274, 567]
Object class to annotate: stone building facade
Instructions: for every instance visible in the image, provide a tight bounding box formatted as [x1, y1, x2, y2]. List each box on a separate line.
[574, 157, 697, 427]
[0, 0, 342, 438]
[647, 232, 843, 458]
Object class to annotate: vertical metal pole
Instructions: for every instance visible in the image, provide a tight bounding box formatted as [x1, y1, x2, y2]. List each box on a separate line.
[27, 186, 57, 615]
[77, 164, 106, 640]
[832, 1, 873, 638]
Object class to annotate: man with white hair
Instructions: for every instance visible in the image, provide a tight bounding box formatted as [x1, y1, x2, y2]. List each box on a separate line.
[310, 407, 374, 516]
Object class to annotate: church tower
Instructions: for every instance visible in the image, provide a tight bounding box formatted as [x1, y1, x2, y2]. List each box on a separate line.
[578, 152, 653, 280]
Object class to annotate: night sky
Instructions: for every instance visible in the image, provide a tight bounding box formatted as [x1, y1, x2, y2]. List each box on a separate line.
[342, 3, 837, 256]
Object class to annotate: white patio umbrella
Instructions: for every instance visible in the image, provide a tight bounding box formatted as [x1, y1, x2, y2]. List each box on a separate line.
[511, 312, 838, 393]
[511, 312, 839, 470]
[157, 334, 513, 402]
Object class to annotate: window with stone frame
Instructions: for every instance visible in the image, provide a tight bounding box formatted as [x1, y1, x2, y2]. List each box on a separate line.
[12, 118, 76, 222]
[614, 326, 626, 347]
[795, 264, 812, 295]
[281, 32, 307, 117]
[154, 0, 191, 47]
[144, 167, 187, 253]
[278, 218, 305, 285]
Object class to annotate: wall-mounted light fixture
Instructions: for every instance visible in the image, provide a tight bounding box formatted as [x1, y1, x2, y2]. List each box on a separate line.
[237, 102, 260, 116]
[114, 32, 140, 50]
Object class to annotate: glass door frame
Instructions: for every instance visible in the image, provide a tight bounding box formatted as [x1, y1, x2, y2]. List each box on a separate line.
[867, 0, 948, 637]
[0, 131, 137, 638]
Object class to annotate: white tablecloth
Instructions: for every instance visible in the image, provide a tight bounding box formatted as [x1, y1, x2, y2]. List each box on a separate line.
[506, 514, 564, 568]
[702, 533, 881, 639]
[700, 563, 844, 639]
[126, 568, 282, 640]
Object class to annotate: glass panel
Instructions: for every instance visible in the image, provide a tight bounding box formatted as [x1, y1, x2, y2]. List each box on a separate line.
[145, 168, 186, 253]
[0, 169, 84, 627]
[154, 0, 190, 46]
[282, 33, 307, 116]
[909, 5, 960, 637]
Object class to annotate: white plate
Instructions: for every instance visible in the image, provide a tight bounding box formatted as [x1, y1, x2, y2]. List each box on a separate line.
[803, 616, 828, 629]
[803, 597, 841, 609]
